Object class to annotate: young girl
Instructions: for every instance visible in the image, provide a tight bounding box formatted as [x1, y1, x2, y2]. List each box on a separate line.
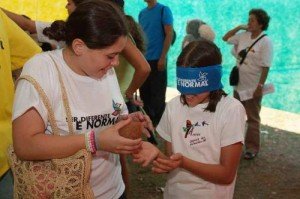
[12, 1, 151, 198]
[134, 39, 246, 199]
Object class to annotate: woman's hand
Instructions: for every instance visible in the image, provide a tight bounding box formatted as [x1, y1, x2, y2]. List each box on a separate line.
[130, 98, 144, 107]
[152, 153, 183, 174]
[97, 118, 142, 154]
[127, 112, 154, 138]
[132, 141, 160, 167]
[253, 85, 263, 98]
[239, 24, 248, 30]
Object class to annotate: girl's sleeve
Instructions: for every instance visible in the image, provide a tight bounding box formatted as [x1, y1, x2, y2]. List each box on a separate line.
[220, 100, 246, 147]
[156, 103, 172, 142]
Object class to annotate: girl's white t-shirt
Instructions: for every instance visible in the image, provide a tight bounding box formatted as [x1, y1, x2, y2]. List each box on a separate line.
[13, 49, 127, 199]
[157, 96, 246, 199]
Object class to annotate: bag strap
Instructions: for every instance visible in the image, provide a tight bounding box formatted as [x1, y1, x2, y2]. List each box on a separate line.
[48, 54, 75, 135]
[161, 6, 165, 32]
[18, 75, 60, 135]
[239, 34, 267, 65]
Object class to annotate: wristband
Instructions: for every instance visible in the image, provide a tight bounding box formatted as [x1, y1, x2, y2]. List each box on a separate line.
[85, 130, 97, 154]
[94, 130, 101, 151]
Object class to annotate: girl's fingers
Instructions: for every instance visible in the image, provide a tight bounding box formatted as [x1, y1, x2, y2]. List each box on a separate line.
[152, 167, 168, 174]
[153, 160, 173, 171]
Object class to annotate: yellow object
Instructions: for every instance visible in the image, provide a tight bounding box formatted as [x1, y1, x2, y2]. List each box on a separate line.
[0, 0, 67, 21]
[0, 9, 41, 177]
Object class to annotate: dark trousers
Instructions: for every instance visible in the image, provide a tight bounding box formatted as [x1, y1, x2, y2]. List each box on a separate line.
[140, 60, 167, 126]
[234, 91, 262, 153]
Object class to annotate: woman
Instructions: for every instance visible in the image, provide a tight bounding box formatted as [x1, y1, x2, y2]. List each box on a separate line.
[222, 8, 273, 159]
[12, 1, 151, 198]
[133, 39, 246, 199]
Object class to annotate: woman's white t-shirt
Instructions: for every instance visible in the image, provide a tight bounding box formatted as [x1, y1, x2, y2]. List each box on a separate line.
[227, 31, 273, 93]
[13, 49, 126, 199]
[156, 96, 246, 199]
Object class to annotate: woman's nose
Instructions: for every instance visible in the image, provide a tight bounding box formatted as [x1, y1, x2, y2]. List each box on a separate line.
[111, 55, 119, 67]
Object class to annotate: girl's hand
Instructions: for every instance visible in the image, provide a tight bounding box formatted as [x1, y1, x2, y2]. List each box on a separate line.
[152, 153, 183, 174]
[98, 118, 142, 154]
[132, 141, 160, 167]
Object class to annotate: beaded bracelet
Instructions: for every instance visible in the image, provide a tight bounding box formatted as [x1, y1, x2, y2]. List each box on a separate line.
[85, 130, 97, 154]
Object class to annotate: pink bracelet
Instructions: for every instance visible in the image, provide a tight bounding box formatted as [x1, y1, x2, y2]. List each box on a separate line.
[85, 130, 97, 154]
[89, 130, 97, 154]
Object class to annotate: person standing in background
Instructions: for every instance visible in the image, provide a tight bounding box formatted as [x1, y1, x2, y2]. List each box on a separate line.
[138, 0, 174, 126]
[223, 8, 273, 160]
[181, 19, 215, 49]
[108, 0, 147, 113]
[0, 8, 41, 199]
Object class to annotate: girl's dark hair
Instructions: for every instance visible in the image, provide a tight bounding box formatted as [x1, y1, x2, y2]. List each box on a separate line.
[43, 0, 128, 49]
[249, 8, 270, 31]
[177, 39, 227, 112]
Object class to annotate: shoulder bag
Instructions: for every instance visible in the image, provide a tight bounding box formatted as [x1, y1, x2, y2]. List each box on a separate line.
[7, 55, 94, 198]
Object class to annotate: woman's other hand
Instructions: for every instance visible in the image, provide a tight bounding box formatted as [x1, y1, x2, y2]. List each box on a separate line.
[128, 111, 154, 138]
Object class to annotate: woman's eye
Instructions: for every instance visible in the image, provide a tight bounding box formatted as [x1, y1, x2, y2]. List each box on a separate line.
[107, 55, 116, 60]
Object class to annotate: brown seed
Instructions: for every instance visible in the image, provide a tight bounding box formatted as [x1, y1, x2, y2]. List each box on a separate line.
[119, 120, 143, 139]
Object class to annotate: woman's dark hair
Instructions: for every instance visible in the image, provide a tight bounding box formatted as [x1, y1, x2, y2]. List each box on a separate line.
[43, 0, 128, 49]
[249, 8, 270, 31]
[72, 0, 86, 6]
[177, 39, 227, 112]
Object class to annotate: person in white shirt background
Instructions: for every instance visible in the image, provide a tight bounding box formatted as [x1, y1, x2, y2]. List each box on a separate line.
[223, 8, 273, 160]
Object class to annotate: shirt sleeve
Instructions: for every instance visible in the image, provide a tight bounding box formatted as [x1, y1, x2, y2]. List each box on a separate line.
[162, 6, 173, 26]
[12, 54, 56, 128]
[227, 32, 243, 46]
[156, 103, 172, 142]
[220, 99, 246, 147]
[2, 11, 41, 70]
[259, 37, 273, 67]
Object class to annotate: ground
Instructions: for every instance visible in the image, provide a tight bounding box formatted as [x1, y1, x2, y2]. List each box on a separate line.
[126, 125, 300, 199]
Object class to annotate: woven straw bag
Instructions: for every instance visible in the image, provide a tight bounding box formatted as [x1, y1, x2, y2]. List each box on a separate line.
[7, 55, 94, 199]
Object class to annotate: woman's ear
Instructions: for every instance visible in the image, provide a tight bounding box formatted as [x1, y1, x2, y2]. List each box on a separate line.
[71, 38, 87, 55]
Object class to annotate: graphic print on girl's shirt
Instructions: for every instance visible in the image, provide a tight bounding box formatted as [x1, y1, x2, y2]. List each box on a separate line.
[182, 119, 209, 147]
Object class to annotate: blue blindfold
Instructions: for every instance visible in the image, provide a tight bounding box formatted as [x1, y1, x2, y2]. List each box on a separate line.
[177, 65, 223, 94]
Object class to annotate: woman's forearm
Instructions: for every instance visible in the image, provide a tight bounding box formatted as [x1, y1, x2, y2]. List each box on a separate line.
[122, 39, 150, 98]
[222, 25, 245, 41]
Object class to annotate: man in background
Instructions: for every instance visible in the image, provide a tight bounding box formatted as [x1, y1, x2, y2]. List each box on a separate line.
[138, 0, 174, 126]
